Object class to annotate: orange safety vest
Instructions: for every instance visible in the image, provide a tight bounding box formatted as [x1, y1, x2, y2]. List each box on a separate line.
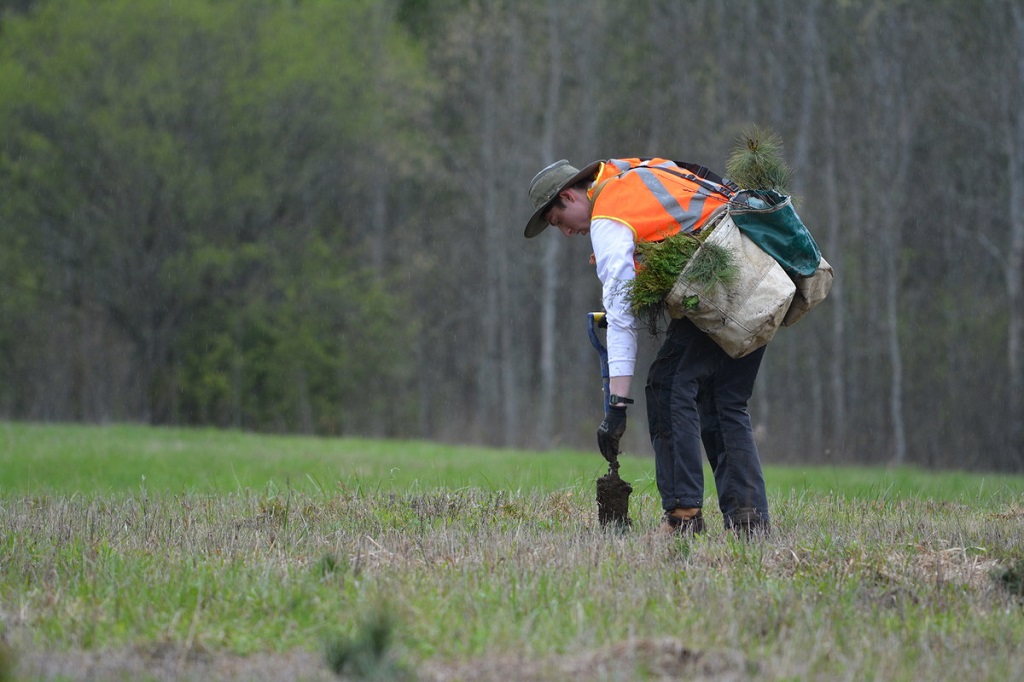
[588, 158, 736, 242]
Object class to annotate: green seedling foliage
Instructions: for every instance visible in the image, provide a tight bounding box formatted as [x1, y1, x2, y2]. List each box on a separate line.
[726, 124, 793, 193]
[626, 231, 700, 332]
[630, 234, 702, 306]
[624, 229, 736, 334]
[686, 241, 738, 292]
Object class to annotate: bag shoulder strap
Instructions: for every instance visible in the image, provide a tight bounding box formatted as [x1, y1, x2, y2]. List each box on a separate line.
[654, 162, 739, 198]
[670, 160, 741, 194]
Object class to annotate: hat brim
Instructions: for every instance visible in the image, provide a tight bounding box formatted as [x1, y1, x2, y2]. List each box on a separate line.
[523, 160, 602, 238]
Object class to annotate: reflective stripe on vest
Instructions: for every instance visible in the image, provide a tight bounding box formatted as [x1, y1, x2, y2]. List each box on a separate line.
[633, 166, 708, 234]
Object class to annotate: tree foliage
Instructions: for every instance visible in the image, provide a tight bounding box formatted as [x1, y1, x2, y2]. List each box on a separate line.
[0, 0, 425, 432]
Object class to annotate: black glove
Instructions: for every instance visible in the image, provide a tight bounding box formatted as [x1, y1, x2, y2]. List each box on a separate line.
[597, 405, 627, 464]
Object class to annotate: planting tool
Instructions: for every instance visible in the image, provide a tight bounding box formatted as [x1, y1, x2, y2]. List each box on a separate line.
[588, 311, 633, 526]
[586, 313, 612, 416]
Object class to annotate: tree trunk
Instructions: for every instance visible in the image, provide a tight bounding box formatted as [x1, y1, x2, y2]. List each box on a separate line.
[536, 0, 564, 447]
[1006, 3, 1024, 463]
[865, 12, 913, 465]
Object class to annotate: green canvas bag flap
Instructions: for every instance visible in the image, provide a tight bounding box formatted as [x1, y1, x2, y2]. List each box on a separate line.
[729, 189, 821, 278]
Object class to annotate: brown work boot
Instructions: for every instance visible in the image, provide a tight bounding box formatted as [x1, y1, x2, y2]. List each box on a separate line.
[657, 507, 704, 535]
[725, 508, 770, 540]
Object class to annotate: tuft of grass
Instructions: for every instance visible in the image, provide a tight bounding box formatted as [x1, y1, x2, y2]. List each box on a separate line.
[257, 495, 289, 524]
[726, 124, 792, 192]
[314, 553, 343, 578]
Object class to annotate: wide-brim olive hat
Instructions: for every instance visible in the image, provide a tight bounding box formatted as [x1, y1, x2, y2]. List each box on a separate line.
[524, 159, 601, 238]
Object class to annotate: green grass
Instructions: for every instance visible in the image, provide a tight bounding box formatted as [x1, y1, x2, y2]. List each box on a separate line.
[3, 422, 1024, 681]
[0, 421, 612, 495]
[3, 421, 1017, 503]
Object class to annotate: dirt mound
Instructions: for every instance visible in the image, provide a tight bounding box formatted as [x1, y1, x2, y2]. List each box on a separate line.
[596, 470, 633, 527]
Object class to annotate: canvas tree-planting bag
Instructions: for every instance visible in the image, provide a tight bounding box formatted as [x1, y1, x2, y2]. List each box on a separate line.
[728, 189, 834, 327]
[783, 255, 833, 326]
[665, 213, 796, 359]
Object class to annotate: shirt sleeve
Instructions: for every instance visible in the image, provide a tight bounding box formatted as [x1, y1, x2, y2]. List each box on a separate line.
[590, 218, 638, 377]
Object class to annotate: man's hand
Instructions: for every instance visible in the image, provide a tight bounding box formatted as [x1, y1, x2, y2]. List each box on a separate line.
[597, 405, 627, 464]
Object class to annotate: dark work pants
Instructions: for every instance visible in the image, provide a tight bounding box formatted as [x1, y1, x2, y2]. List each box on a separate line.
[645, 318, 770, 528]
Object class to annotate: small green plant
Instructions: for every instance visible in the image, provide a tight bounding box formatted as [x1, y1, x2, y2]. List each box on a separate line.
[324, 608, 408, 680]
[726, 125, 792, 192]
[315, 553, 346, 578]
[257, 496, 288, 525]
[994, 558, 1024, 598]
[670, 536, 693, 561]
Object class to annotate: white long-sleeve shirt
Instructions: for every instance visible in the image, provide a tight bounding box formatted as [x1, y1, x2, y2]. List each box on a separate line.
[590, 217, 638, 378]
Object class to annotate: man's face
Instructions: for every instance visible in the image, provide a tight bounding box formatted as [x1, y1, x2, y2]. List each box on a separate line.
[544, 188, 591, 237]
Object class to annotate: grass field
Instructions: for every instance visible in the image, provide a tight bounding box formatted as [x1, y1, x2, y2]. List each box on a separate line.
[2, 421, 1024, 681]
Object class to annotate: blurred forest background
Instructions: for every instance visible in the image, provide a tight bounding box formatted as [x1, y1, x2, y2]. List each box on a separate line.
[0, 0, 1021, 471]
